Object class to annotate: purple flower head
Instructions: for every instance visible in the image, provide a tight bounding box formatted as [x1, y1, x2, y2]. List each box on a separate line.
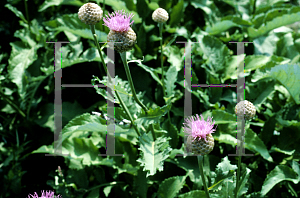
[28, 190, 62, 198]
[103, 10, 134, 32]
[183, 114, 217, 142]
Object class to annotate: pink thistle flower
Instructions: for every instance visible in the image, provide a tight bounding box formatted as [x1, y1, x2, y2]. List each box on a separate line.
[103, 10, 134, 32]
[183, 114, 217, 142]
[28, 190, 62, 198]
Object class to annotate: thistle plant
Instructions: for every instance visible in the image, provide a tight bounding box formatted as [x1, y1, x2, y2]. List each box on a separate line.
[152, 8, 172, 126]
[183, 114, 218, 198]
[102, 10, 149, 115]
[234, 100, 256, 198]
[78, 4, 141, 138]
[27, 190, 61, 198]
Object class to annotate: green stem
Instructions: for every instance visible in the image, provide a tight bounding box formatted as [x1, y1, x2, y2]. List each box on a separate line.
[24, 0, 30, 29]
[115, 90, 140, 137]
[0, 88, 26, 118]
[197, 155, 210, 198]
[150, 124, 156, 141]
[102, 0, 106, 32]
[90, 25, 107, 74]
[235, 155, 242, 198]
[158, 23, 172, 124]
[159, 23, 165, 94]
[119, 52, 148, 113]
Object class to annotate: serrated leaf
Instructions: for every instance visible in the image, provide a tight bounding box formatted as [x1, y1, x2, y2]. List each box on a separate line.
[157, 175, 188, 198]
[92, 75, 142, 118]
[237, 167, 251, 196]
[137, 133, 172, 177]
[209, 156, 237, 191]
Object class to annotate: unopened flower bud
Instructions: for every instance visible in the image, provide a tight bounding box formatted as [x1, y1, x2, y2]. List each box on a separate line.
[78, 3, 103, 25]
[152, 8, 169, 23]
[235, 100, 256, 120]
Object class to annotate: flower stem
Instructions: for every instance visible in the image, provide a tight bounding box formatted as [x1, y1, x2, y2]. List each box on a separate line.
[119, 52, 148, 113]
[158, 23, 172, 124]
[235, 155, 242, 198]
[158, 23, 165, 94]
[197, 155, 210, 198]
[90, 25, 107, 74]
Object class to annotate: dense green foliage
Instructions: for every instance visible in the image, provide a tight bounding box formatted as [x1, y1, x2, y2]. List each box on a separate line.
[1, 0, 300, 197]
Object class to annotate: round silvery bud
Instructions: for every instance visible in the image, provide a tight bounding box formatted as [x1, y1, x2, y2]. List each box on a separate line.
[78, 3, 103, 25]
[235, 100, 256, 120]
[152, 8, 169, 23]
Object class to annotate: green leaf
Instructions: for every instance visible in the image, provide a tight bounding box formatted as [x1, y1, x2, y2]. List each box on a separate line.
[61, 42, 106, 69]
[137, 133, 172, 177]
[248, 8, 300, 38]
[200, 35, 231, 72]
[135, 104, 171, 127]
[8, 42, 38, 96]
[212, 110, 236, 124]
[169, 0, 184, 27]
[164, 65, 178, 100]
[133, 168, 148, 198]
[178, 190, 206, 198]
[5, 4, 27, 22]
[206, 16, 252, 35]
[245, 128, 273, 162]
[162, 121, 178, 149]
[261, 164, 300, 196]
[157, 175, 188, 198]
[61, 113, 138, 143]
[92, 75, 142, 118]
[44, 14, 107, 40]
[237, 167, 251, 196]
[163, 45, 183, 72]
[38, 0, 83, 12]
[269, 64, 300, 104]
[209, 156, 237, 191]
[136, 62, 162, 86]
[244, 55, 289, 75]
[221, 54, 245, 82]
